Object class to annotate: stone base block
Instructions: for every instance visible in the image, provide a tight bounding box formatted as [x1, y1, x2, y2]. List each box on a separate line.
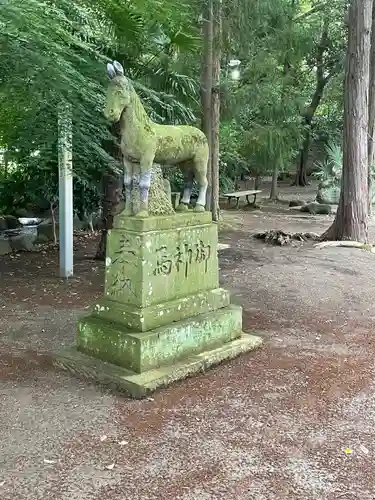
[55, 333, 263, 398]
[77, 304, 243, 373]
[91, 288, 230, 332]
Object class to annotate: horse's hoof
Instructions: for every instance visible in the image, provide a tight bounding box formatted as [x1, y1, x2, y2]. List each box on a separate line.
[176, 203, 189, 212]
[135, 210, 149, 218]
[194, 204, 205, 212]
[120, 205, 133, 217]
[121, 210, 133, 217]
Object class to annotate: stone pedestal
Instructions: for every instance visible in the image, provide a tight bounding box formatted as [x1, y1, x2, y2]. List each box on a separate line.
[55, 212, 262, 397]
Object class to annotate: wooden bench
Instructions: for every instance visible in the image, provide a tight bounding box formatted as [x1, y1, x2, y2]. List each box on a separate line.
[223, 190, 262, 208]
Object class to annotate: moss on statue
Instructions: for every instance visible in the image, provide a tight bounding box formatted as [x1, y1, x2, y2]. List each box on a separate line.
[148, 165, 175, 216]
[120, 164, 175, 216]
[104, 60, 208, 217]
[54, 64, 263, 399]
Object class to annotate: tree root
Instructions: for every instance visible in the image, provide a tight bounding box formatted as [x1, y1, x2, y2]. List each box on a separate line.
[254, 231, 375, 252]
[253, 230, 320, 246]
[314, 240, 375, 252]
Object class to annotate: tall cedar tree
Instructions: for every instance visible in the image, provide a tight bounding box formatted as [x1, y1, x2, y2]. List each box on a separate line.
[321, 0, 372, 242]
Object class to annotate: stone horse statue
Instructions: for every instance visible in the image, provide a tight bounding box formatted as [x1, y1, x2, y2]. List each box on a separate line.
[104, 60, 209, 217]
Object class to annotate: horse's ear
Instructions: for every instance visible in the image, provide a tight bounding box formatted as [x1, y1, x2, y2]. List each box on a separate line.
[107, 62, 116, 79]
[113, 61, 124, 76]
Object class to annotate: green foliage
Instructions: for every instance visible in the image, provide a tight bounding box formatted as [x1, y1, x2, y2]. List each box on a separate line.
[167, 156, 236, 196]
[219, 121, 247, 178]
[314, 141, 375, 186]
[0, 0, 200, 215]
[167, 168, 185, 193]
[312, 141, 342, 182]
[0, 0, 112, 204]
[0, 153, 101, 217]
[0, 0, 348, 215]
[233, 65, 303, 177]
[218, 0, 347, 185]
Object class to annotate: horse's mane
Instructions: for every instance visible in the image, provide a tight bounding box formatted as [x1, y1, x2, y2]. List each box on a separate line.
[127, 83, 153, 126]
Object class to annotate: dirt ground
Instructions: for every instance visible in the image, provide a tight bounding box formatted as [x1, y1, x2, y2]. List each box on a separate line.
[1, 183, 375, 499]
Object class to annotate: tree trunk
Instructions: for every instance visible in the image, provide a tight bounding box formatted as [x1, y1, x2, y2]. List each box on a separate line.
[201, 0, 213, 211]
[95, 168, 122, 260]
[321, 0, 372, 242]
[95, 123, 123, 260]
[51, 203, 57, 245]
[210, 0, 221, 221]
[293, 19, 330, 187]
[270, 166, 279, 200]
[368, 0, 375, 215]
[294, 128, 311, 186]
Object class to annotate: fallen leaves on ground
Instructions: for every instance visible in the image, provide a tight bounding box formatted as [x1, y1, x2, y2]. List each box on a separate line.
[253, 230, 320, 246]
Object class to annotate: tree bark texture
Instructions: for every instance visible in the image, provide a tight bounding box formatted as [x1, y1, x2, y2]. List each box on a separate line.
[322, 0, 372, 242]
[270, 166, 279, 200]
[294, 130, 312, 186]
[95, 123, 123, 260]
[367, 1, 375, 214]
[210, 0, 221, 221]
[95, 167, 122, 260]
[201, 0, 213, 211]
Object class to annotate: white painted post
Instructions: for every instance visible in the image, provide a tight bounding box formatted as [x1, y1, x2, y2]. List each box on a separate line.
[58, 102, 73, 277]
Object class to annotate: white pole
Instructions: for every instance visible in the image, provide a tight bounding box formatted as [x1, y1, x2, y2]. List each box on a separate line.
[58, 102, 73, 278]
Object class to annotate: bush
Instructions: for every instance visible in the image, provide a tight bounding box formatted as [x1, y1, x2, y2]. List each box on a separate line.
[0, 161, 100, 217]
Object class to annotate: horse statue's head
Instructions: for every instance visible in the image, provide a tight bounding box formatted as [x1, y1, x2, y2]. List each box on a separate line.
[104, 61, 133, 122]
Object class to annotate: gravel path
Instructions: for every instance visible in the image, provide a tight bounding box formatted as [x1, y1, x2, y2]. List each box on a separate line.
[1, 210, 375, 499]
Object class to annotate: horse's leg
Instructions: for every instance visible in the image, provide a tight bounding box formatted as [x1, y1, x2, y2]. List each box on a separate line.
[193, 154, 208, 212]
[176, 164, 194, 211]
[137, 152, 154, 217]
[123, 157, 133, 216]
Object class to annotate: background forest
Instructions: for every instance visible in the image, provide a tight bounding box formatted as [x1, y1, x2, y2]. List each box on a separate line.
[0, 0, 350, 254]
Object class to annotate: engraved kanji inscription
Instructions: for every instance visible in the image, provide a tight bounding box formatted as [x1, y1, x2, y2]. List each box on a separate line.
[153, 246, 173, 276]
[109, 235, 139, 295]
[195, 240, 211, 273]
[153, 240, 211, 278]
[112, 235, 137, 265]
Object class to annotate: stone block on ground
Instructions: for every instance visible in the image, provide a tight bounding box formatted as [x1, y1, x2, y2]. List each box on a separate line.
[0, 217, 7, 231]
[9, 233, 36, 252]
[289, 199, 306, 207]
[37, 219, 57, 242]
[300, 202, 332, 215]
[92, 288, 230, 332]
[35, 233, 50, 244]
[37, 216, 83, 242]
[0, 215, 22, 230]
[55, 333, 263, 398]
[0, 238, 11, 256]
[78, 304, 243, 373]
[316, 181, 375, 206]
